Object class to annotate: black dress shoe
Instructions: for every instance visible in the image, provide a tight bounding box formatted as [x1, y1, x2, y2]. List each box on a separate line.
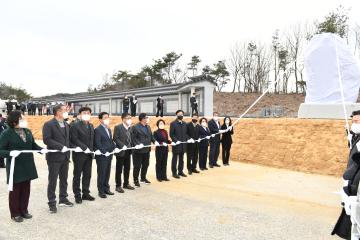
[209, 165, 214, 168]
[188, 171, 192, 175]
[49, 205, 57, 214]
[11, 216, 23, 222]
[140, 179, 151, 184]
[157, 178, 163, 182]
[59, 199, 74, 207]
[193, 169, 200, 173]
[115, 187, 125, 193]
[173, 174, 180, 179]
[134, 181, 141, 187]
[123, 184, 135, 190]
[163, 178, 170, 181]
[179, 173, 187, 177]
[204, 168, 208, 170]
[214, 164, 221, 167]
[22, 213, 32, 219]
[75, 198, 82, 204]
[82, 194, 95, 201]
[98, 193, 107, 198]
[105, 190, 114, 195]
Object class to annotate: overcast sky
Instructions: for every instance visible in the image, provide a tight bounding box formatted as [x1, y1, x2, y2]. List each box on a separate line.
[0, 0, 359, 97]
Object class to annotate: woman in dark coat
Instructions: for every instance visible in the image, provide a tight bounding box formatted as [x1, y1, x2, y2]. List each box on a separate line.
[198, 117, 211, 171]
[221, 117, 234, 166]
[153, 119, 171, 182]
[0, 110, 44, 222]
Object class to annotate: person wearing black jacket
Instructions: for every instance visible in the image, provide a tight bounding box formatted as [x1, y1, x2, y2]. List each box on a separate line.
[113, 112, 135, 193]
[156, 95, 164, 117]
[123, 95, 130, 114]
[0, 114, 7, 168]
[131, 113, 154, 187]
[198, 118, 211, 170]
[130, 94, 138, 117]
[186, 114, 200, 175]
[70, 107, 95, 204]
[190, 93, 198, 116]
[221, 117, 234, 166]
[42, 104, 73, 213]
[153, 119, 171, 182]
[169, 110, 189, 178]
[94, 112, 115, 198]
[332, 110, 360, 239]
[208, 112, 221, 168]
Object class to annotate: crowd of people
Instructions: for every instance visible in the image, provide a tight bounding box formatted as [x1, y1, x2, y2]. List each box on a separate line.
[0, 104, 234, 223]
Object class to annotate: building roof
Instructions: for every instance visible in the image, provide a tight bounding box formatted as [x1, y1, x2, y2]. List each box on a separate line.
[33, 77, 216, 103]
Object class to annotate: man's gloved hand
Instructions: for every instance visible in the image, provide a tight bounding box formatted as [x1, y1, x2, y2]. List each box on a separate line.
[94, 150, 102, 155]
[74, 147, 83, 153]
[162, 142, 167, 147]
[105, 152, 111, 157]
[40, 148, 49, 154]
[135, 144, 144, 149]
[155, 141, 160, 146]
[114, 148, 121, 154]
[84, 148, 91, 154]
[61, 146, 69, 153]
[10, 150, 21, 158]
[122, 146, 128, 151]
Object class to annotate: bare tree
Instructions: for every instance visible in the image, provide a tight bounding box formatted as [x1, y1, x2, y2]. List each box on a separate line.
[228, 43, 244, 92]
[286, 23, 304, 93]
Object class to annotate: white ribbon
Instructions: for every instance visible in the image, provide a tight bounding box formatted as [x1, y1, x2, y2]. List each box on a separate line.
[8, 156, 16, 191]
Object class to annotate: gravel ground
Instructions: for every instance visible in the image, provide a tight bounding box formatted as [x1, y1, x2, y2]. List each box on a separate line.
[0, 145, 342, 240]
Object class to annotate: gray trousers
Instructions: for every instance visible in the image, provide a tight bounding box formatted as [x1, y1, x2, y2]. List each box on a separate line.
[47, 160, 69, 206]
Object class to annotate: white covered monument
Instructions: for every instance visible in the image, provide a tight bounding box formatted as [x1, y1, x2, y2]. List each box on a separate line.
[298, 33, 360, 119]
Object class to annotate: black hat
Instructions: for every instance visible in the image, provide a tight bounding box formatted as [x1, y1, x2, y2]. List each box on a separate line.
[351, 110, 360, 117]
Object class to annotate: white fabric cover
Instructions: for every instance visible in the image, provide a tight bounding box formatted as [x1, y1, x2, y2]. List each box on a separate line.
[304, 33, 360, 103]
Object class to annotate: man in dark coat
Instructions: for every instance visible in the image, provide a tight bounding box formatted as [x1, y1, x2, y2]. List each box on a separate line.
[0, 113, 7, 168]
[42, 104, 73, 213]
[130, 94, 138, 117]
[156, 95, 164, 117]
[186, 113, 200, 175]
[332, 110, 360, 239]
[131, 113, 154, 187]
[170, 110, 189, 178]
[31, 103, 37, 116]
[208, 112, 221, 168]
[70, 107, 95, 204]
[113, 112, 135, 193]
[94, 112, 115, 198]
[27, 103, 32, 115]
[190, 93, 198, 116]
[123, 95, 130, 114]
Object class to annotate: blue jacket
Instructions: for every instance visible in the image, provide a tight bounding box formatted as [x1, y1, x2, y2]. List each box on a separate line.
[94, 125, 115, 160]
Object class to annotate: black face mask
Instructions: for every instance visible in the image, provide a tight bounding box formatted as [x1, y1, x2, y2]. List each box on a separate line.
[177, 115, 183, 120]
[192, 119, 198, 123]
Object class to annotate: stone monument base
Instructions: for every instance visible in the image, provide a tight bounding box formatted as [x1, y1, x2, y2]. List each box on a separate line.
[298, 103, 360, 119]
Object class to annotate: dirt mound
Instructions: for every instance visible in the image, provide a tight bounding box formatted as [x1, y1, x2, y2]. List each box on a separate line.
[25, 116, 349, 177]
